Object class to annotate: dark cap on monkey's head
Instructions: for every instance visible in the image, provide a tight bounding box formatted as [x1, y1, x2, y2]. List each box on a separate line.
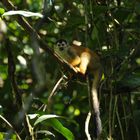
[56, 39, 68, 44]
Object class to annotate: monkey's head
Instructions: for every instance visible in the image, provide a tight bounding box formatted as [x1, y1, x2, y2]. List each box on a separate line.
[54, 39, 71, 60]
[55, 39, 69, 51]
[54, 39, 70, 58]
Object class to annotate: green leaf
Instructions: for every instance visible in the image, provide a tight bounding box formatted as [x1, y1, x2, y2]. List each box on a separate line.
[0, 132, 4, 139]
[120, 73, 140, 88]
[112, 7, 131, 23]
[2, 10, 43, 18]
[34, 115, 74, 140]
[92, 5, 108, 15]
[47, 119, 74, 140]
[91, 26, 98, 41]
[34, 114, 60, 126]
[135, 2, 140, 14]
[0, 8, 5, 16]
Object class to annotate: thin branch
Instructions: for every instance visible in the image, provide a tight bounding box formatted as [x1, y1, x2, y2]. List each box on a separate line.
[42, 75, 67, 112]
[6, 39, 22, 108]
[1, 0, 78, 77]
[85, 112, 92, 140]
[116, 105, 125, 140]
[48, 75, 67, 103]
[1, 0, 36, 34]
[0, 115, 21, 140]
[128, 93, 140, 140]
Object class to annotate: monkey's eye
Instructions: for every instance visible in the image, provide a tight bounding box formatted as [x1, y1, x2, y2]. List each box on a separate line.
[61, 41, 67, 47]
[57, 42, 61, 47]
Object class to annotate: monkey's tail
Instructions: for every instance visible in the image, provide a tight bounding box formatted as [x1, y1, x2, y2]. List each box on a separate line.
[91, 87, 102, 138]
[87, 72, 102, 138]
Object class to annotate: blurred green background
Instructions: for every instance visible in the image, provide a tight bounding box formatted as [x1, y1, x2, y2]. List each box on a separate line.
[0, 0, 140, 139]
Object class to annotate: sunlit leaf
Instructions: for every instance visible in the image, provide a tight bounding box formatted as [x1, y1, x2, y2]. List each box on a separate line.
[35, 130, 55, 137]
[34, 114, 60, 126]
[28, 114, 39, 119]
[2, 10, 43, 18]
[0, 8, 5, 15]
[34, 115, 74, 140]
[0, 132, 4, 139]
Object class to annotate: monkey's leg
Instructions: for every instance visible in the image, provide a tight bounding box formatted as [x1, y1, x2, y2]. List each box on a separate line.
[79, 52, 90, 74]
[69, 56, 81, 66]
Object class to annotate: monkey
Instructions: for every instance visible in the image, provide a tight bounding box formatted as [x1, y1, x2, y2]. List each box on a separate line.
[54, 39, 102, 138]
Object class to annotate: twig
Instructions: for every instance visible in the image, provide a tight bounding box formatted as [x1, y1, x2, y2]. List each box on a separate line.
[42, 75, 67, 112]
[0, 115, 21, 140]
[116, 104, 125, 140]
[85, 112, 92, 140]
[5, 39, 22, 108]
[128, 93, 140, 140]
[48, 75, 67, 103]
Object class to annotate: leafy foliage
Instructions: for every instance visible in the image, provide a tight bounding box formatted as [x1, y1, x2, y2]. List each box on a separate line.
[0, 0, 140, 140]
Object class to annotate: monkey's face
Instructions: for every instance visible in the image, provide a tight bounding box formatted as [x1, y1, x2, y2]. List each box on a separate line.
[54, 39, 70, 58]
[55, 39, 69, 51]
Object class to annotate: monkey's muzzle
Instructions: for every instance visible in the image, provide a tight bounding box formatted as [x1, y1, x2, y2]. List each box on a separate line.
[59, 47, 64, 51]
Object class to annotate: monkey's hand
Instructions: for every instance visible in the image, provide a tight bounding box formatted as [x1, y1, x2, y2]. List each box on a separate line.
[75, 67, 80, 73]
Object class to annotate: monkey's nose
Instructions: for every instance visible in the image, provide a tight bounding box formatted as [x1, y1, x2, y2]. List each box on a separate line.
[59, 47, 64, 51]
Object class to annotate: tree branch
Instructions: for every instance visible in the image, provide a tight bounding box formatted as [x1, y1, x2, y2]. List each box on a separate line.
[1, 0, 78, 76]
[6, 38, 34, 139]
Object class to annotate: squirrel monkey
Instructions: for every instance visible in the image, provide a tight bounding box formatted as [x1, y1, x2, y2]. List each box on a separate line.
[54, 39, 102, 138]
